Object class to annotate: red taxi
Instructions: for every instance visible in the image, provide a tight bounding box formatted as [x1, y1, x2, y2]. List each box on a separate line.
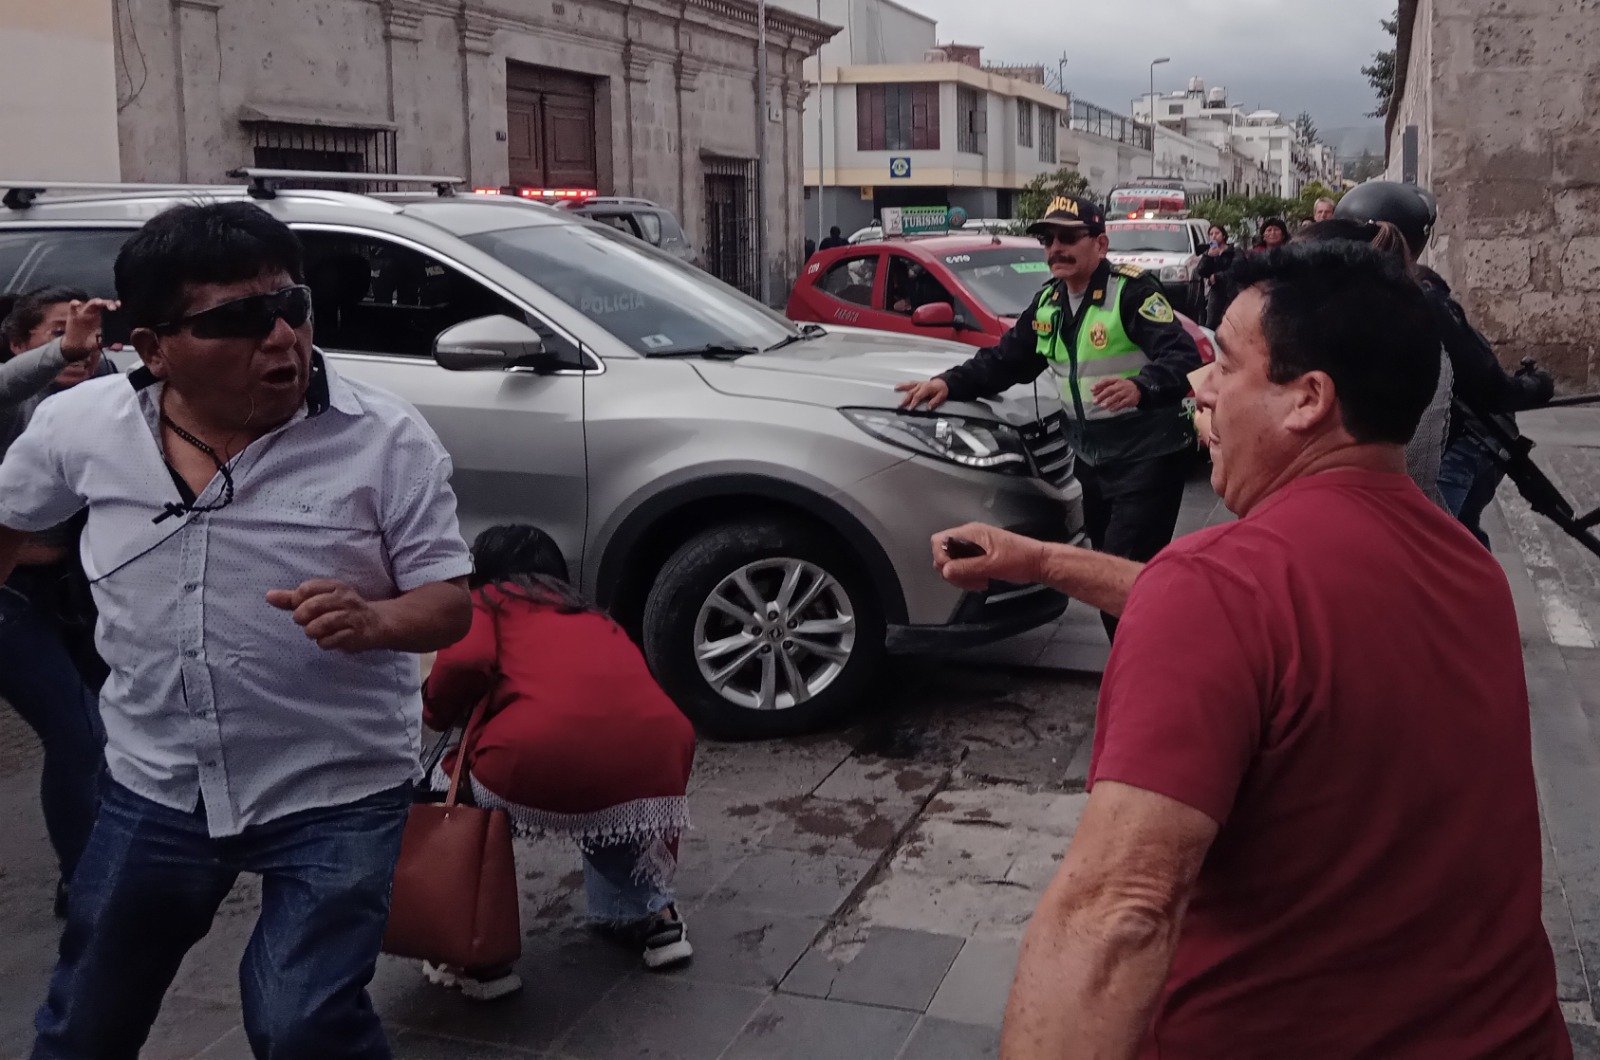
[787, 234, 1216, 359]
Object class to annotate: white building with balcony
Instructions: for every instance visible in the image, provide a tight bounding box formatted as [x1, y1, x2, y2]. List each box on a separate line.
[799, 38, 1074, 238]
[1133, 78, 1334, 198]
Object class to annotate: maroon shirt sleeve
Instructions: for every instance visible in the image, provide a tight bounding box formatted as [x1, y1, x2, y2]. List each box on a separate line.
[421, 598, 497, 731]
[1088, 551, 1273, 826]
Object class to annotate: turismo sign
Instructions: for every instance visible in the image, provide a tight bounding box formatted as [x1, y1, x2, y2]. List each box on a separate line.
[881, 205, 969, 237]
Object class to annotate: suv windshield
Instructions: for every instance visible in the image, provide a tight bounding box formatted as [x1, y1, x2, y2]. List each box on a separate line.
[941, 247, 1051, 317]
[465, 221, 796, 355]
[1106, 225, 1195, 254]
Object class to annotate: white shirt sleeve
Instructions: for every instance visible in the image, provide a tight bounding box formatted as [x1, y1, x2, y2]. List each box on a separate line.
[381, 423, 473, 593]
[0, 397, 87, 532]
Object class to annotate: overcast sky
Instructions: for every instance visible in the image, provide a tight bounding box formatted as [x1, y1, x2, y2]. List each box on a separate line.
[902, 0, 1395, 136]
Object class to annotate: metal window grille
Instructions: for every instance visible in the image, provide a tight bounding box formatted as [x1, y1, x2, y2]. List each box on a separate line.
[1069, 100, 1152, 151]
[957, 87, 986, 155]
[1018, 99, 1034, 147]
[703, 156, 758, 297]
[247, 122, 398, 191]
[1039, 109, 1057, 163]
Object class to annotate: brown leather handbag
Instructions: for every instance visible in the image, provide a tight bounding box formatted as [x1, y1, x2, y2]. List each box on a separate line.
[382, 697, 521, 970]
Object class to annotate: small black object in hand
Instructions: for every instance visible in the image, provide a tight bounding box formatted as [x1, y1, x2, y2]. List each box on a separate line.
[941, 536, 986, 560]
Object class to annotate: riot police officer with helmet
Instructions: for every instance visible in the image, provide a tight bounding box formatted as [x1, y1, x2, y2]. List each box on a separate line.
[1336, 181, 1555, 545]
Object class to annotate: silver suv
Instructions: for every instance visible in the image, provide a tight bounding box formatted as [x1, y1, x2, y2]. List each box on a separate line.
[557, 196, 697, 267]
[0, 176, 1084, 738]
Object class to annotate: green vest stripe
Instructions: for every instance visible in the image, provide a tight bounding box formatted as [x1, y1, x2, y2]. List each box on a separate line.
[1032, 276, 1147, 423]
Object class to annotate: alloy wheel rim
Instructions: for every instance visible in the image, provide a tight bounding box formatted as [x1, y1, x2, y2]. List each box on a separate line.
[692, 557, 857, 712]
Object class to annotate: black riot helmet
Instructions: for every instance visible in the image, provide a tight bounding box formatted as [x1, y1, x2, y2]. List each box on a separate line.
[1334, 181, 1436, 258]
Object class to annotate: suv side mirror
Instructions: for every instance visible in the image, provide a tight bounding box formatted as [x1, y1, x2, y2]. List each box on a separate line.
[434, 315, 549, 372]
[911, 302, 956, 328]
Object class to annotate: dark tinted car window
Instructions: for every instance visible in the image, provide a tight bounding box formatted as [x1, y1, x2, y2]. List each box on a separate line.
[0, 228, 134, 298]
[297, 230, 527, 359]
[632, 212, 663, 246]
[655, 212, 689, 249]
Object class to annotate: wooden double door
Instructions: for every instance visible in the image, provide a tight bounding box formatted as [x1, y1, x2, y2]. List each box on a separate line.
[506, 64, 598, 190]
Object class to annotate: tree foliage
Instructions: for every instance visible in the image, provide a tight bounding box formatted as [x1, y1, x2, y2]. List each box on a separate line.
[1292, 111, 1320, 145]
[1362, 12, 1399, 118]
[1016, 168, 1094, 224]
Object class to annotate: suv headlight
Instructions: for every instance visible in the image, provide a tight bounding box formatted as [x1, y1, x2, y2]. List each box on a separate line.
[842, 408, 1032, 476]
[1160, 264, 1191, 283]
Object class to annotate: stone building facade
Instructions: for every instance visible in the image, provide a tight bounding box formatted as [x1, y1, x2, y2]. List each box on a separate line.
[1387, 0, 1600, 386]
[111, 0, 834, 297]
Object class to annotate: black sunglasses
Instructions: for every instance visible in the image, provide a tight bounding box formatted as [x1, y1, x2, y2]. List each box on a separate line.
[153, 285, 313, 340]
[1037, 229, 1096, 248]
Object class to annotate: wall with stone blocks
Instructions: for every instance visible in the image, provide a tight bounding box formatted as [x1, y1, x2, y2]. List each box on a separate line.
[113, 0, 831, 300]
[1393, 0, 1600, 387]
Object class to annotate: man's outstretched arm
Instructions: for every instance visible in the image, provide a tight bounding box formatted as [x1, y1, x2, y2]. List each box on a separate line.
[931, 523, 1145, 616]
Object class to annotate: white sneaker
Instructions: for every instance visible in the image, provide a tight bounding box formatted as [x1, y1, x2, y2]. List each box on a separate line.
[421, 960, 523, 1001]
[421, 960, 459, 988]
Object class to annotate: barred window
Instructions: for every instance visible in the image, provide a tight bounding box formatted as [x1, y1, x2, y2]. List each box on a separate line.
[957, 87, 987, 155]
[244, 120, 397, 191]
[1017, 99, 1034, 147]
[1039, 108, 1057, 163]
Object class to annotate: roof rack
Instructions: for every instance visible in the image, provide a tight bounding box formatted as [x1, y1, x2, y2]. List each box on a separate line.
[4, 169, 467, 211]
[227, 168, 464, 200]
[1, 180, 221, 210]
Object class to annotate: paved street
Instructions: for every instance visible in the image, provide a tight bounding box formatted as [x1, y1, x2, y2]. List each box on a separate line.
[4, 410, 1600, 1057]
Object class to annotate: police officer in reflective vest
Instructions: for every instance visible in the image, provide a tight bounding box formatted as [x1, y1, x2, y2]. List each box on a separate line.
[897, 195, 1203, 636]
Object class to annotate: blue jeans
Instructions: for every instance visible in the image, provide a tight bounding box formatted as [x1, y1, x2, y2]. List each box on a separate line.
[32, 780, 412, 1060]
[0, 585, 103, 881]
[581, 838, 676, 925]
[1439, 436, 1502, 549]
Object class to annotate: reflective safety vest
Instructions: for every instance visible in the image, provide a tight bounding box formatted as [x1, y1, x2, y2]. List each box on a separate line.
[1032, 275, 1144, 426]
[1028, 276, 1193, 466]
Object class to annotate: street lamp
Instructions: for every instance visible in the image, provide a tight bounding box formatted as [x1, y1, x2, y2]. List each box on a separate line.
[1148, 56, 1169, 177]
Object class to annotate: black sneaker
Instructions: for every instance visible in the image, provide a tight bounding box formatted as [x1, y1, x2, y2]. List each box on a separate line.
[640, 908, 693, 970]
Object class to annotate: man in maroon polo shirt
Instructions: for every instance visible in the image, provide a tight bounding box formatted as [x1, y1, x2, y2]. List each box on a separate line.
[935, 242, 1567, 1057]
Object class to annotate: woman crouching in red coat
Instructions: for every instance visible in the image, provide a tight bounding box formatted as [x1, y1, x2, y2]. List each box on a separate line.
[422, 525, 697, 999]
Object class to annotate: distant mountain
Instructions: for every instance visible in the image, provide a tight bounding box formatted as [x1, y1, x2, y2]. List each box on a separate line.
[1324, 124, 1387, 161]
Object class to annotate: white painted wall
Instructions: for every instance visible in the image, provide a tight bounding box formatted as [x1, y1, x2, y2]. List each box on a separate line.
[0, 0, 120, 180]
[1064, 131, 1152, 196]
[1152, 125, 1224, 188]
[774, 0, 938, 73]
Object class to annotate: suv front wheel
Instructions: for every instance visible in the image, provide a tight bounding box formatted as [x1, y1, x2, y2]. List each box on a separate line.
[642, 518, 886, 739]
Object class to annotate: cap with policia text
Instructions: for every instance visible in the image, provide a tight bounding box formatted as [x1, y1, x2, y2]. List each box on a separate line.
[1026, 195, 1106, 237]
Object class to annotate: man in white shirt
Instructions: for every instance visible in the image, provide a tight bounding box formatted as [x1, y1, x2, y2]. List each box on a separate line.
[0, 202, 474, 1059]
